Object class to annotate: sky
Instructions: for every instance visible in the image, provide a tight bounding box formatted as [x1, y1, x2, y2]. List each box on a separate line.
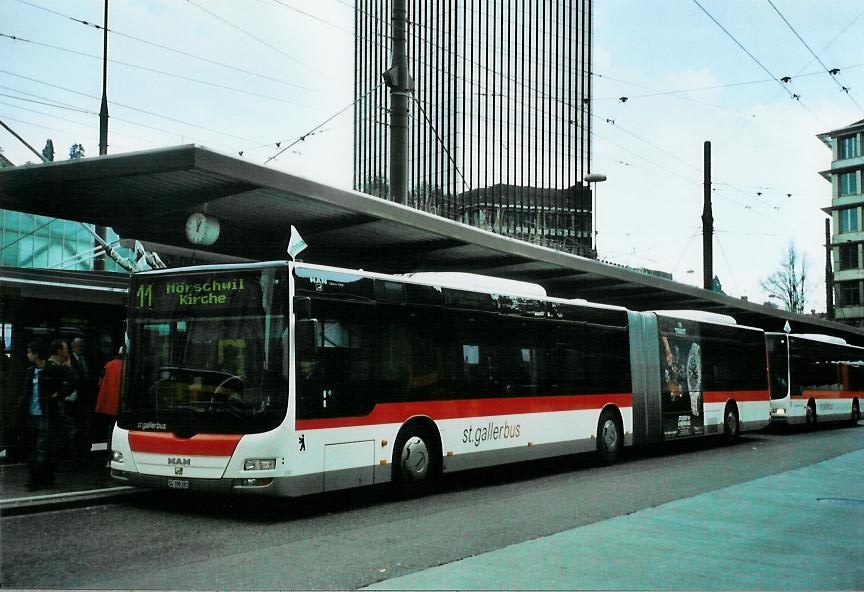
[2, 0, 863, 313]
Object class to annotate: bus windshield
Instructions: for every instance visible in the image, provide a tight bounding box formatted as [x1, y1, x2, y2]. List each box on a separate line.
[120, 267, 289, 436]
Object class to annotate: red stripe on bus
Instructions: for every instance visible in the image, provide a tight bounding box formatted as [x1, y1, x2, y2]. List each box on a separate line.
[703, 390, 769, 404]
[799, 390, 863, 400]
[128, 432, 242, 456]
[295, 393, 634, 430]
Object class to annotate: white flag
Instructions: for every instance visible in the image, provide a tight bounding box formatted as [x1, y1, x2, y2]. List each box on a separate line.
[287, 225, 307, 260]
[133, 240, 151, 271]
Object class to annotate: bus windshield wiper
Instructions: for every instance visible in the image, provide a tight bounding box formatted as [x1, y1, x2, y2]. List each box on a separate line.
[170, 401, 245, 419]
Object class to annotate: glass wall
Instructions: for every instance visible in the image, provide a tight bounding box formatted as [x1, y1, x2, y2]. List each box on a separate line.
[0, 210, 133, 271]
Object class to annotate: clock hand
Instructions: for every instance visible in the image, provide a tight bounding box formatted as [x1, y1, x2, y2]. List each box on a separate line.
[196, 219, 203, 232]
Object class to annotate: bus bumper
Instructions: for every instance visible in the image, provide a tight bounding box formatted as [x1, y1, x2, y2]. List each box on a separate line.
[111, 468, 326, 497]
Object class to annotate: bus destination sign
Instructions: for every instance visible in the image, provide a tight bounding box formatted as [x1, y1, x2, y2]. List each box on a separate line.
[135, 277, 248, 309]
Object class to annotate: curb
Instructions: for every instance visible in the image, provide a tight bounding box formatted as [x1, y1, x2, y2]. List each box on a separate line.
[1, 486, 141, 516]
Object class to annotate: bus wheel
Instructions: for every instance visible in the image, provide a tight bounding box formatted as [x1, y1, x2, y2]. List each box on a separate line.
[851, 400, 860, 425]
[596, 409, 622, 465]
[393, 426, 440, 497]
[805, 400, 817, 429]
[723, 404, 740, 443]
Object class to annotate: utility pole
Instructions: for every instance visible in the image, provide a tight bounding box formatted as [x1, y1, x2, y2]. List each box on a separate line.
[384, 0, 412, 205]
[95, 0, 109, 270]
[825, 218, 834, 320]
[702, 140, 713, 291]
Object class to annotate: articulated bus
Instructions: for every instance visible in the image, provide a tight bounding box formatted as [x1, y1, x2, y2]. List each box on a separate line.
[766, 333, 864, 426]
[109, 261, 769, 497]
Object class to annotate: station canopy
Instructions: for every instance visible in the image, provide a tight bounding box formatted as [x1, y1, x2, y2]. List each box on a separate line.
[2, 144, 861, 344]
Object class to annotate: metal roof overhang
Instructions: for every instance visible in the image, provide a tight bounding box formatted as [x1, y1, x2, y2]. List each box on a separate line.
[0, 267, 127, 305]
[2, 144, 863, 344]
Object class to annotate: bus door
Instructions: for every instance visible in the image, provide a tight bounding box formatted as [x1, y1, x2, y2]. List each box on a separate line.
[627, 311, 662, 445]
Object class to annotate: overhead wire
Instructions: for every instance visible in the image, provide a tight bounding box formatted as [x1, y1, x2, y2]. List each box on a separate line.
[264, 82, 386, 163]
[766, 0, 864, 111]
[13, 0, 324, 94]
[0, 32, 327, 111]
[689, 0, 824, 125]
[0, 68, 265, 143]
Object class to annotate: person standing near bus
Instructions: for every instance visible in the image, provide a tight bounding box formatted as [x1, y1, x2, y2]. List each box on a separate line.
[20, 340, 75, 489]
[67, 337, 94, 463]
[95, 347, 124, 453]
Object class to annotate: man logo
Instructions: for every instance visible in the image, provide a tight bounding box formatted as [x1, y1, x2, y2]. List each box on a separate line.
[168, 457, 191, 466]
[175, 467, 183, 476]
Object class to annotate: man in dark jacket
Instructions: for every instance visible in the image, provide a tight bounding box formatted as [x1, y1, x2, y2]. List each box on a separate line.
[20, 340, 78, 489]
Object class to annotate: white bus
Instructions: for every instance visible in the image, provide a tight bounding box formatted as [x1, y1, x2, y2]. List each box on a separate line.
[766, 332, 863, 426]
[110, 261, 770, 497]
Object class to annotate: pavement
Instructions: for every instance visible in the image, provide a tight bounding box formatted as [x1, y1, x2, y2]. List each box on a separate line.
[3, 443, 863, 589]
[364, 448, 864, 590]
[0, 444, 139, 515]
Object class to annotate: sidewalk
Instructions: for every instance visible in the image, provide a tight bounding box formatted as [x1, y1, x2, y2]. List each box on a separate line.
[364, 449, 864, 590]
[0, 445, 137, 515]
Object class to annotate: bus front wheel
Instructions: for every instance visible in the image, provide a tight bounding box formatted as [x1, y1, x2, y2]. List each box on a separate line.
[392, 425, 440, 497]
[596, 409, 622, 465]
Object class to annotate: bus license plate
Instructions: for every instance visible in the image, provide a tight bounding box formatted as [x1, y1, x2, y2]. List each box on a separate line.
[168, 479, 189, 490]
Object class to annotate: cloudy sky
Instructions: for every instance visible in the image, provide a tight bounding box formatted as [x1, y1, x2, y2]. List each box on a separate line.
[2, 0, 863, 312]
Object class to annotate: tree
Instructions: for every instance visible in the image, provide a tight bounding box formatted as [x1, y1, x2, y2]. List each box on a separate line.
[41, 139, 55, 162]
[761, 242, 809, 314]
[68, 143, 86, 159]
[361, 174, 388, 198]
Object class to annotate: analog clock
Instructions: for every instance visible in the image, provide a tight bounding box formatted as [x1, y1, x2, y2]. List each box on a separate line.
[185, 212, 220, 245]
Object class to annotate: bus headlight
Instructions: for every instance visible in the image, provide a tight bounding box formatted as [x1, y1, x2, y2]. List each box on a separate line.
[244, 458, 276, 471]
[112, 450, 124, 463]
[774, 408, 786, 415]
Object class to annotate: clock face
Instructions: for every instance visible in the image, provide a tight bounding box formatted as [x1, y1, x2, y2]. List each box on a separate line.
[185, 212, 220, 245]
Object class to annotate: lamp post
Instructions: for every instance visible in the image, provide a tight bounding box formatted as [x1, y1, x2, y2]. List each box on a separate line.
[583, 173, 607, 256]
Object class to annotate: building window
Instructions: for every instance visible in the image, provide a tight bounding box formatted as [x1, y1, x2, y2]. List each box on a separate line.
[839, 207, 859, 233]
[839, 172, 859, 196]
[838, 281, 862, 306]
[839, 244, 859, 270]
[839, 135, 860, 160]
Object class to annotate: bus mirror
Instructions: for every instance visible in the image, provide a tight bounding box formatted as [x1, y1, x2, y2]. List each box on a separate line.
[293, 296, 312, 320]
[296, 319, 320, 355]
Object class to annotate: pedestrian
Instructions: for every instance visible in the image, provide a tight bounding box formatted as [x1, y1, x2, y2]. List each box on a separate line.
[45, 338, 78, 466]
[68, 337, 94, 462]
[19, 340, 75, 490]
[95, 346, 124, 454]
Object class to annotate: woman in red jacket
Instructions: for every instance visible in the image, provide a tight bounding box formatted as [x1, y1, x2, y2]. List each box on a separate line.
[95, 347, 124, 453]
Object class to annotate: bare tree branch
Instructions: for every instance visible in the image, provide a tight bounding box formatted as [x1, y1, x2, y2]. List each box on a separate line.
[761, 242, 809, 313]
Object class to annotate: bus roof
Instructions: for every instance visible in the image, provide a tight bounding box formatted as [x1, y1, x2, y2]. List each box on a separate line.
[652, 310, 738, 326]
[790, 333, 849, 346]
[402, 272, 547, 298]
[296, 262, 628, 312]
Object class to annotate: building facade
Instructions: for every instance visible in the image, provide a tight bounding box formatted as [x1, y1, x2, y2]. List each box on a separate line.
[354, 0, 594, 256]
[819, 119, 864, 326]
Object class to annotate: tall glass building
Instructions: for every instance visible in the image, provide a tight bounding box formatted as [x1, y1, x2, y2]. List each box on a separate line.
[354, 0, 594, 256]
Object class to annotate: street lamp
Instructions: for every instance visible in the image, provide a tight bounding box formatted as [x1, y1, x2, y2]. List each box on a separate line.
[583, 173, 607, 255]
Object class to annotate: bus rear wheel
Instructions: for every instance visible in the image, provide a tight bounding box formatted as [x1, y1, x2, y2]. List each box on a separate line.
[596, 409, 622, 466]
[723, 404, 740, 443]
[805, 400, 817, 429]
[392, 426, 440, 497]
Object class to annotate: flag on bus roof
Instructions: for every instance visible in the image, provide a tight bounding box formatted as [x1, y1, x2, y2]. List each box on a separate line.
[133, 240, 152, 271]
[287, 225, 307, 261]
